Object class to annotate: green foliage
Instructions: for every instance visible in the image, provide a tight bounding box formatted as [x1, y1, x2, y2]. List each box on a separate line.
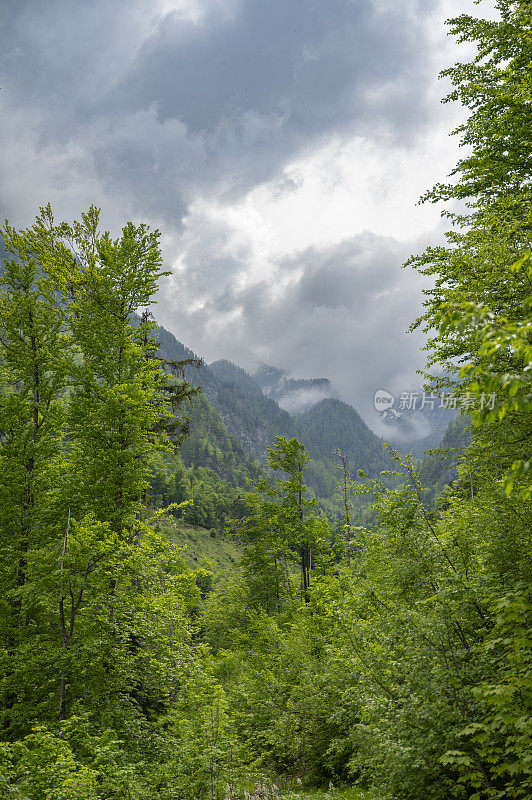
[1, 4, 531, 797]
[235, 437, 331, 607]
[443, 587, 532, 800]
[156, 667, 243, 800]
[0, 715, 139, 799]
[0, 206, 224, 798]
[396, 3, 532, 795]
[0, 726, 100, 800]
[408, 0, 532, 501]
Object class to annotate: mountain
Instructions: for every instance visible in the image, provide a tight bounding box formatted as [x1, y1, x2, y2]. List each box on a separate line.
[206, 357, 388, 480]
[154, 332, 296, 463]
[253, 363, 336, 412]
[154, 322, 470, 508]
[208, 359, 297, 458]
[419, 414, 472, 507]
[296, 398, 386, 475]
[153, 330, 263, 485]
[152, 325, 388, 499]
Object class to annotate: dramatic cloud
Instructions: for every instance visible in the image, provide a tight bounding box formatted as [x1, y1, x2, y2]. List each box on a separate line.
[159, 226, 433, 424]
[0, 0, 498, 429]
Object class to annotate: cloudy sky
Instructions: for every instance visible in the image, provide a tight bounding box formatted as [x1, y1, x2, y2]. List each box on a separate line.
[0, 0, 494, 429]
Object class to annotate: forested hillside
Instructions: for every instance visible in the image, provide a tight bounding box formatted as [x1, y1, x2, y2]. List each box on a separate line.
[206, 357, 298, 458]
[296, 399, 385, 471]
[153, 338, 389, 504]
[0, 3, 531, 800]
[418, 414, 472, 507]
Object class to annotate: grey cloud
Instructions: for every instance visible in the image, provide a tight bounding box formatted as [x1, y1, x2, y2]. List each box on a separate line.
[125, 0, 436, 138]
[292, 235, 400, 310]
[278, 387, 334, 414]
[1, 0, 443, 228]
[156, 230, 430, 425]
[0, 0, 456, 432]
[113, 0, 441, 204]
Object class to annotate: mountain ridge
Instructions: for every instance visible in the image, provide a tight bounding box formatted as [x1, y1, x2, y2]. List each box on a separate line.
[153, 322, 465, 507]
[153, 324, 388, 497]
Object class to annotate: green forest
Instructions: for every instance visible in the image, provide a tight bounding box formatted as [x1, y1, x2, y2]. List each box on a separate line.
[0, 3, 531, 799]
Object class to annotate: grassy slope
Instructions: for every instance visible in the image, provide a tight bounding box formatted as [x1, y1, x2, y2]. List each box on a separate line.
[279, 789, 375, 800]
[172, 523, 241, 573]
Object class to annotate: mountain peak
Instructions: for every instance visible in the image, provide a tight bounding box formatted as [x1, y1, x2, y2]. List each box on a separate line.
[252, 364, 336, 413]
[253, 364, 287, 389]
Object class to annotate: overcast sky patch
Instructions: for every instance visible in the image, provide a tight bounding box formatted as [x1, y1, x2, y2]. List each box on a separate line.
[0, 0, 497, 429]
